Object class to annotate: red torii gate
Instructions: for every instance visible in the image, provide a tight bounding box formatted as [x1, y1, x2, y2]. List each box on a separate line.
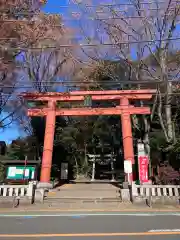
[21, 89, 155, 184]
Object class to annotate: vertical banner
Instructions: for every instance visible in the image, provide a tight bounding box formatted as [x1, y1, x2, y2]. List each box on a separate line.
[61, 163, 68, 180]
[138, 156, 149, 183]
[137, 143, 149, 184]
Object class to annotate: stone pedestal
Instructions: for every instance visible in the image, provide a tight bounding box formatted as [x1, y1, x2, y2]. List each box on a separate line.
[122, 181, 129, 189]
[37, 182, 53, 190]
[34, 182, 52, 203]
[35, 189, 45, 203]
[121, 189, 131, 202]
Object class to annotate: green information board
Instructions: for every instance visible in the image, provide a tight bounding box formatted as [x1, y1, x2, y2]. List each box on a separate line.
[7, 166, 35, 180]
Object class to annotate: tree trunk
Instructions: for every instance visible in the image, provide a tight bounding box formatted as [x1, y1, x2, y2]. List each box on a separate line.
[74, 156, 79, 178]
[143, 116, 152, 176]
[165, 81, 174, 142]
[160, 46, 174, 143]
[84, 142, 88, 165]
[143, 116, 150, 156]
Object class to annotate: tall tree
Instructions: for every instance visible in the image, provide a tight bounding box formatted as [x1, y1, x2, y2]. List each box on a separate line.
[0, 0, 46, 129]
[21, 14, 75, 92]
[70, 0, 180, 147]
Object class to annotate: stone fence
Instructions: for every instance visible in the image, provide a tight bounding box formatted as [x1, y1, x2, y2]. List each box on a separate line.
[0, 182, 35, 206]
[2, 181, 180, 207]
[0, 181, 51, 206]
[130, 184, 180, 205]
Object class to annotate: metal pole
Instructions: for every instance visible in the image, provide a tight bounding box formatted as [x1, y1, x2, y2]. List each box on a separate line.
[23, 155, 27, 185]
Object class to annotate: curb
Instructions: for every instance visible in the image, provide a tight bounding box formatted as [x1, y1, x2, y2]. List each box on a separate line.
[0, 207, 180, 213]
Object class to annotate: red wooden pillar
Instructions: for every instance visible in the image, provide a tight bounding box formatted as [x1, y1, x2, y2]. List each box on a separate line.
[120, 98, 135, 183]
[40, 101, 56, 183]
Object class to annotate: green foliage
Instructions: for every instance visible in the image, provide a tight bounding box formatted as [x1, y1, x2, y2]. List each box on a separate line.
[54, 114, 122, 178]
[72, 156, 91, 179]
[169, 139, 180, 153]
[7, 137, 37, 160]
[0, 163, 5, 182]
[150, 131, 167, 152]
[0, 155, 7, 182]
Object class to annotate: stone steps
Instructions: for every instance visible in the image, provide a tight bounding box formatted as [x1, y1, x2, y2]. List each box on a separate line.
[44, 197, 121, 204]
[47, 189, 120, 198]
[45, 183, 121, 203]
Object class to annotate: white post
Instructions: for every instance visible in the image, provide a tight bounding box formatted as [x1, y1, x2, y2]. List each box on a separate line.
[91, 160, 95, 181]
[127, 173, 130, 184]
[124, 160, 132, 184]
[27, 181, 34, 198]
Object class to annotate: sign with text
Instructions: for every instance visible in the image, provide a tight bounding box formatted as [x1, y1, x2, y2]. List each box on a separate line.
[124, 160, 132, 174]
[7, 166, 35, 180]
[138, 156, 149, 183]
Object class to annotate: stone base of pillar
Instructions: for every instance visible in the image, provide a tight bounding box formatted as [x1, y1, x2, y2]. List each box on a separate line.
[122, 181, 129, 189]
[121, 181, 132, 202]
[37, 182, 53, 190]
[34, 189, 45, 203]
[121, 189, 131, 202]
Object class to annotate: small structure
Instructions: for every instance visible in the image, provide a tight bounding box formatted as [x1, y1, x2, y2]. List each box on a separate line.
[1, 159, 41, 184]
[87, 154, 116, 181]
[21, 89, 155, 186]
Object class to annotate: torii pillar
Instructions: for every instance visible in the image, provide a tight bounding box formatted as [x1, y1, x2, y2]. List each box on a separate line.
[121, 98, 134, 183]
[40, 100, 56, 183]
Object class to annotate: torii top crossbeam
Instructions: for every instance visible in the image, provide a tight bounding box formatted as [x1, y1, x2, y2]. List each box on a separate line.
[21, 89, 156, 116]
[21, 89, 156, 101]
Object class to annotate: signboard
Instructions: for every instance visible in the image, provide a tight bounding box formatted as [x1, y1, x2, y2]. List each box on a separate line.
[87, 154, 115, 165]
[61, 163, 68, 180]
[7, 166, 35, 180]
[138, 156, 149, 183]
[124, 160, 132, 174]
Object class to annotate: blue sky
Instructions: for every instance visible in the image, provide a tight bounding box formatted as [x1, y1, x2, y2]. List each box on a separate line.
[42, 0, 68, 14]
[1, 0, 68, 143]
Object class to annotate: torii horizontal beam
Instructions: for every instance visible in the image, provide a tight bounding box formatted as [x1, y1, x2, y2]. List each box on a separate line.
[21, 89, 156, 101]
[27, 106, 151, 116]
[22, 94, 153, 101]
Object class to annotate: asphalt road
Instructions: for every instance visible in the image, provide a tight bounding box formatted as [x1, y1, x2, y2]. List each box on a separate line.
[0, 212, 180, 239]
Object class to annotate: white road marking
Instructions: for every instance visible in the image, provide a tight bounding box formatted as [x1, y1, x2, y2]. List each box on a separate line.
[149, 229, 180, 232]
[0, 212, 180, 217]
